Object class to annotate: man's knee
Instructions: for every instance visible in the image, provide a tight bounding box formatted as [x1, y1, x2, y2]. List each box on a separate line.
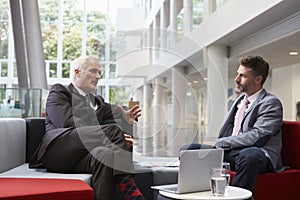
[90, 146, 114, 167]
[235, 147, 266, 168]
[103, 123, 122, 134]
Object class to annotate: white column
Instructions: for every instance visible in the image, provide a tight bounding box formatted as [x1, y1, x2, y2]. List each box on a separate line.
[153, 17, 158, 60]
[205, 45, 228, 141]
[22, 0, 47, 117]
[183, 0, 192, 34]
[172, 67, 186, 128]
[203, 0, 214, 20]
[160, 2, 167, 51]
[142, 83, 153, 155]
[22, 0, 47, 89]
[170, 0, 178, 47]
[9, 0, 29, 88]
[153, 77, 168, 156]
[168, 67, 187, 156]
[148, 26, 153, 63]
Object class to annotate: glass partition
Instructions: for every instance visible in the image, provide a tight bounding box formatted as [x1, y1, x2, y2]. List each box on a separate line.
[0, 88, 47, 118]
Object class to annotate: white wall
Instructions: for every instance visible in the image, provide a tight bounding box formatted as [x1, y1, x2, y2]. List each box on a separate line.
[292, 64, 300, 119]
[272, 63, 300, 120]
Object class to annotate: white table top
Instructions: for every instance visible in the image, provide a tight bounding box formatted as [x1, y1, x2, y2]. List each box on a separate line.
[159, 186, 252, 200]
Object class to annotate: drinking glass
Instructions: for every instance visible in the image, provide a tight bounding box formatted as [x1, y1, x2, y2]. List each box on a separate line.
[210, 167, 226, 196]
[222, 162, 231, 187]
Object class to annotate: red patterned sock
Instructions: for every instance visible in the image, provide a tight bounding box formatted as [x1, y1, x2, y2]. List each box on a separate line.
[117, 175, 145, 200]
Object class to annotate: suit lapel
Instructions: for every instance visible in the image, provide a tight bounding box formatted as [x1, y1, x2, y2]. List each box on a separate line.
[219, 94, 245, 137]
[244, 89, 267, 118]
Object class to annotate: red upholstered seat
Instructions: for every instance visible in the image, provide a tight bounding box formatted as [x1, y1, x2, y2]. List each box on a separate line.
[281, 121, 300, 169]
[230, 169, 300, 200]
[0, 178, 93, 200]
[230, 121, 300, 200]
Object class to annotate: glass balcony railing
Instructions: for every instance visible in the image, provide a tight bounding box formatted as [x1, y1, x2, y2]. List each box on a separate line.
[0, 88, 48, 118]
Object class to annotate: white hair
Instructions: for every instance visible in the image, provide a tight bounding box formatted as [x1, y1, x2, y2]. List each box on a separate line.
[70, 56, 100, 80]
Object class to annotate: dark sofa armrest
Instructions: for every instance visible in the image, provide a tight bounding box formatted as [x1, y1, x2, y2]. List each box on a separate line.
[25, 117, 46, 163]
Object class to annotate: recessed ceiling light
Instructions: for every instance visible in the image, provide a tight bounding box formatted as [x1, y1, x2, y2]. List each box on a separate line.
[289, 51, 298, 56]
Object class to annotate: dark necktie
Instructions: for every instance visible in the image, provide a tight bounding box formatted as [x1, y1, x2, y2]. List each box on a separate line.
[85, 94, 91, 107]
[232, 98, 249, 136]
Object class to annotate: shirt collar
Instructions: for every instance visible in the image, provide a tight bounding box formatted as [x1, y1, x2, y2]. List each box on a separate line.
[73, 85, 88, 97]
[245, 88, 263, 104]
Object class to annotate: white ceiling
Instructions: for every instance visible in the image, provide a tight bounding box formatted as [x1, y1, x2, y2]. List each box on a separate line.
[144, 0, 300, 87]
[222, 0, 300, 78]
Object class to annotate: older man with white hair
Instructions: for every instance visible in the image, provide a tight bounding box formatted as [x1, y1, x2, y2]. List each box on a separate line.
[29, 56, 145, 200]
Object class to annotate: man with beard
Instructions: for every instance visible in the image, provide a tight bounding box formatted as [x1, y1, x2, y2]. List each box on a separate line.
[180, 55, 284, 196]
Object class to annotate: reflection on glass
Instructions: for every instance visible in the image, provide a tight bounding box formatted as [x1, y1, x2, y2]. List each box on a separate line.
[177, 8, 184, 41]
[109, 86, 130, 106]
[214, 0, 228, 11]
[192, 0, 204, 29]
[0, 88, 46, 118]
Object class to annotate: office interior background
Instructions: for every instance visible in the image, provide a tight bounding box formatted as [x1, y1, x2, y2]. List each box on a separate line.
[0, 0, 300, 157]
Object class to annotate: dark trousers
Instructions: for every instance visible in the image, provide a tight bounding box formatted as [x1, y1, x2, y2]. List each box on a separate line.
[42, 124, 134, 200]
[226, 147, 273, 192]
[180, 143, 273, 192]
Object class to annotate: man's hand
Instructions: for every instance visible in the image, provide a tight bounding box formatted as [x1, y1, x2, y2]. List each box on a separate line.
[124, 133, 134, 147]
[203, 141, 216, 147]
[119, 105, 142, 124]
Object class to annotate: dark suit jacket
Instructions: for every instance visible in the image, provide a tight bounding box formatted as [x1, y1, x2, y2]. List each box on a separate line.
[30, 83, 124, 168]
[216, 89, 284, 171]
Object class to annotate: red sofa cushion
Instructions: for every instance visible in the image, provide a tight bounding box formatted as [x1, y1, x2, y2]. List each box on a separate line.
[230, 169, 300, 200]
[228, 121, 300, 200]
[282, 121, 300, 169]
[254, 169, 300, 200]
[0, 178, 93, 200]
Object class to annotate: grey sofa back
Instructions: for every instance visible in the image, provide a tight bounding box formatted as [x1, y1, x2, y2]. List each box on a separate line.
[0, 118, 26, 173]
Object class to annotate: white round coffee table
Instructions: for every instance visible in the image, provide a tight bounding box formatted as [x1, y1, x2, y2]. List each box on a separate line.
[159, 186, 252, 200]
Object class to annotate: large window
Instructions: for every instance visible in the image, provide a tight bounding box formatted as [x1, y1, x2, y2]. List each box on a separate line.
[38, 0, 130, 103]
[214, 0, 228, 11]
[39, 0, 106, 62]
[177, 8, 184, 41]
[0, 0, 9, 80]
[0, 0, 136, 105]
[0, 61, 8, 77]
[0, 0, 9, 60]
[109, 86, 131, 105]
[192, 0, 204, 29]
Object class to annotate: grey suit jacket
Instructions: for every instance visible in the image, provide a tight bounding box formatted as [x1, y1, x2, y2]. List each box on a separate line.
[216, 89, 284, 171]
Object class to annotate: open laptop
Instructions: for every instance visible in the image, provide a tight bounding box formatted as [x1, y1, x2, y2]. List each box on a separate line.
[151, 148, 224, 194]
